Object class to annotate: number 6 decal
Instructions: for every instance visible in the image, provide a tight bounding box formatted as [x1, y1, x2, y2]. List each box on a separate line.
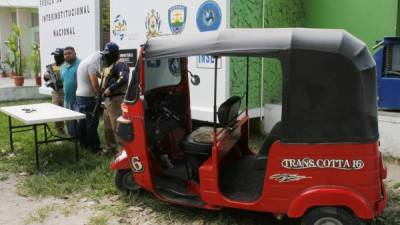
[130, 156, 144, 173]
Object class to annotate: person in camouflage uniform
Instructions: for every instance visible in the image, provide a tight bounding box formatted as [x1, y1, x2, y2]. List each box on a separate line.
[43, 48, 65, 135]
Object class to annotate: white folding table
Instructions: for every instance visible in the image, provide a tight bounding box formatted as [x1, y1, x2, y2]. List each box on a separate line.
[0, 103, 86, 169]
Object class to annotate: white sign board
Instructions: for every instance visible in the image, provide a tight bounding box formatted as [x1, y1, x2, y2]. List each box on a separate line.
[38, 0, 100, 95]
[110, 0, 230, 122]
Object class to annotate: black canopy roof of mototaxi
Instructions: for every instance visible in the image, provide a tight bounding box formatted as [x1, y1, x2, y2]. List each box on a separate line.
[143, 28, 379, 144]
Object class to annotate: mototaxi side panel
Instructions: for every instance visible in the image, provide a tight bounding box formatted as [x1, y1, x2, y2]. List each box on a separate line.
[265, 141, 386, 219]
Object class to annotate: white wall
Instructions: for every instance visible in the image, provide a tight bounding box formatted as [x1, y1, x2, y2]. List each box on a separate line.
[263, 104, 281, 134]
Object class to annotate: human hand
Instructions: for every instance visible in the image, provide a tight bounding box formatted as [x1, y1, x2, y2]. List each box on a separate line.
[43, 73, 50, 81]
[104, 88, 111, 96]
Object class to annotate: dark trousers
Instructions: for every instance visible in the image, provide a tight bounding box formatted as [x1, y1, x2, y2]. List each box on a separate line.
[76, 96, 100, 152]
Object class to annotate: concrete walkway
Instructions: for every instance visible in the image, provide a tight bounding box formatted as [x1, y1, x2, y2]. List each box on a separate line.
[379, 111, 400, 157]
[0, 77, 36, 88]
[386, 162, 400, 187]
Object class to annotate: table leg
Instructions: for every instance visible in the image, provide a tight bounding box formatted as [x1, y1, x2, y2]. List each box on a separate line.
[44, 124, 48, 144]
[74, 122, 79, 162]
[8, 116, 14, 152]
[34, 125, 39, 169]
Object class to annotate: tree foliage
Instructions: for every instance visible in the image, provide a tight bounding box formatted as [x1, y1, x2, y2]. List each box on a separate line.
[102, 0, 110, 33]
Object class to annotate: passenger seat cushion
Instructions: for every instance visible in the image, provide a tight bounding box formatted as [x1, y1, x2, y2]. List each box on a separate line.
[181, 127, 220, 156]
[191, 127, 214, 144]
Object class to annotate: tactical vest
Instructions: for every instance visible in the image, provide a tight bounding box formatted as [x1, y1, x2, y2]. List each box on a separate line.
[51, 64, 62, 80]
[51, 63, 64, 91]
[102, 61, 128, 96]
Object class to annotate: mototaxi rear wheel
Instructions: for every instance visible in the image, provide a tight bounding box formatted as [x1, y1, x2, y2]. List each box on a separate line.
[301, 207, 366, 225]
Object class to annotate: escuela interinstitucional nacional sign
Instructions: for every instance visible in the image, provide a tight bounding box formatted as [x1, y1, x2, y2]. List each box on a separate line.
[39, 0, 100, 95]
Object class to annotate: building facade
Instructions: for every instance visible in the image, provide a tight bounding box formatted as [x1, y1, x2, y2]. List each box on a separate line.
[0, 0, 39, 78]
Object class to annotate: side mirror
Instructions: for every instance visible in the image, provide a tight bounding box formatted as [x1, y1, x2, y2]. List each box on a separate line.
[188, 71, 200, 86]
[191, 75, 200, 86]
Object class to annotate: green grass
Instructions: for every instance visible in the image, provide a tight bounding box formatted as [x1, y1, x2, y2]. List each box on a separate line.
[24, 204, 54, 224]
[0, 173, 8, 181]
[88, 214, 109, 225]
[0, 100, 399, 225]
[379, 189, 400, 225]
[0, 100, 115, 199]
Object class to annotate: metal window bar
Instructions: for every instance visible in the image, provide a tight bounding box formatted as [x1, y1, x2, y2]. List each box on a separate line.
[213, 56, 219, 144]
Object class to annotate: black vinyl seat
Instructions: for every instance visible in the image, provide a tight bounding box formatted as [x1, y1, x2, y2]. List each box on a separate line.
[255, 121, 281, 171]
[258, 121, 282, 157]
[182, 126, 214, 156]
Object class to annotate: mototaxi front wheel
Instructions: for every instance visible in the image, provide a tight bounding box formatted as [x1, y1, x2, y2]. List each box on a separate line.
[115, 169, 141, 194]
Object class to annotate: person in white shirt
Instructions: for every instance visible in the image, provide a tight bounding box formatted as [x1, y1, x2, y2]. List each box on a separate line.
[76, 51, 102, 152]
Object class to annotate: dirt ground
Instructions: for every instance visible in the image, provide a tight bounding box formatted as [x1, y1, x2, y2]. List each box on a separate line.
[1, 162, 400, 225]
[0, 173, 234, 225]
[0, 172, 296, 225]
[0, 174, 121, 225]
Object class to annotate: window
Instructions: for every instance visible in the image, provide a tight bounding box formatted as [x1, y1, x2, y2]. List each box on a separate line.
[125, 58, 140, 103]
[230, 56, 283, 107]
[31, 13, 39, 27]
[383, 45, 400, 77]
[125, 57, 183, 103]
[145, 58, 182, 91]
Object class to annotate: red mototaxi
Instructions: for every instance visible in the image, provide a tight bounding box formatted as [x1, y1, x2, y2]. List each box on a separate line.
[111, 28, 387, 225]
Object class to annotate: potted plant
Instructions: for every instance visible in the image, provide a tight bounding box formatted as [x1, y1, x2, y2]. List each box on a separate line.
[30, 43, 41, 86]
[3, 51, 16, 78]
[4, 24, 25, 86]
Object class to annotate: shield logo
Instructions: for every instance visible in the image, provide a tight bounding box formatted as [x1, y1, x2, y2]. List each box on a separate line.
[196, 0, 222, 32]
[112, 14, 127, 41]
[145, 9, 162, 38]
[168, 5, 187, 35]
